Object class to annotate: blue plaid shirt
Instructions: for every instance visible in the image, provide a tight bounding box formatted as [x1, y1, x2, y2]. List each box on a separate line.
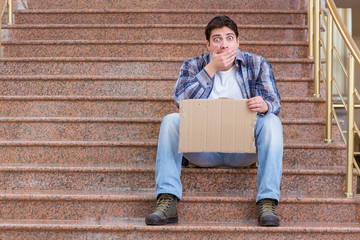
[174, 50, 281, 115]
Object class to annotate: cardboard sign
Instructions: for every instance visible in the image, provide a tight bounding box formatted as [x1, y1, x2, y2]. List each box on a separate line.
[179, 99, 257, 153]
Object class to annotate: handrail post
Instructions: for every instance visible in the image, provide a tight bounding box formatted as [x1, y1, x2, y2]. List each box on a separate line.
[8, 0, 13, 25]
[314, 0, 321, 97]
[325, 13, 333, 143]
[308, 0, 314, 59]
[345, 54, 355, 198]
[0, 0, 1, 57]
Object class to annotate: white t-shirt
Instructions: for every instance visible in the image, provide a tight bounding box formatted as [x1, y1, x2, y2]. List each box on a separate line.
[208, 64, 243, 99]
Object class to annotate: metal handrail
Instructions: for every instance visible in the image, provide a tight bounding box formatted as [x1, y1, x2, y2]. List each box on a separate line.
[326, 0, 360, 65]
[1, 0, 13, 24]
[1, 0, 14, 56]
[308, 0, 360, 198]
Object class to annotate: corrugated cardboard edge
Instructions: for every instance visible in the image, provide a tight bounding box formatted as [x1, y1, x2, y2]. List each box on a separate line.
[218, 98, 257, 153]
[179, 99, 257, 153]
[249, 109, 257, 153]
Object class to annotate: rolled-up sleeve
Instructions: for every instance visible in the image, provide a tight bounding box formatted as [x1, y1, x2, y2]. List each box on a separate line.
[174, 57, 213, 107]
[256, 58, 281, 115]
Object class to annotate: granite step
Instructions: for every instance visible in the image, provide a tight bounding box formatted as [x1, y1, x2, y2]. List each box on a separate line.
[2, 40, 309, 59]
[14, 9, 307, 25]
[0, 219, 359, 240]
[0, 76, 321, 99]
[277, 78, 326, 98]
[0, 96, 324, 119]
[0, 140, 346, 168]
[279, 97, 325, 119]
[1, 0, 355, 239]
[24, 1, 307, 10]
[0, 57, 314, 79]
[0, 164, 354, 195]
[0, 190, 358, 223]
[2, 24, 308, 42]
[0, 117, 342, 143]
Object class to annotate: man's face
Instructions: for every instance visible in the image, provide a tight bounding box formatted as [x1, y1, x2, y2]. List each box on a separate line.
[206, 26, 239, 53]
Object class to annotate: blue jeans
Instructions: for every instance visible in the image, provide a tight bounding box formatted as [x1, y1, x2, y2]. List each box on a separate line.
[155, 113, 283, 204]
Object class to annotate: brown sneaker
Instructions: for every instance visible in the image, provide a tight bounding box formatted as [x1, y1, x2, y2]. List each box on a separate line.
[145, 193, 178, 225]
[257, 198, 280, 227]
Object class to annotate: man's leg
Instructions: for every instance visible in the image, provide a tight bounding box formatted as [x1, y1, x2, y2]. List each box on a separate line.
[148, 113, 227, 225]
[254, 113, 283, 226]
[146, 113, 182, 225]
[155, 113, 183, 200]
[255, 113, 283, 203]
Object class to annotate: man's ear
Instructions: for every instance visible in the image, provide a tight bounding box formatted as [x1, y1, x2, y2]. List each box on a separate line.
[206, 41, 211, 51]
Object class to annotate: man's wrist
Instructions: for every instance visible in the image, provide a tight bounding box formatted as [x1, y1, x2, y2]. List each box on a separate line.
[204, 63, 217, 78]
[262, 102, 269, 114]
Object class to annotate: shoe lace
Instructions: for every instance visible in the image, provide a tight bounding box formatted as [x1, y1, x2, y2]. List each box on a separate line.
[155, 194, 175, 213]
[259, 199, 276, 213]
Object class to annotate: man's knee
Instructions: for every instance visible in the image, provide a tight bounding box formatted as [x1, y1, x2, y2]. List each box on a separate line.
[255, 114, 283, 140]
[162, 113, 180, 124]
[160, 113, 180, 132]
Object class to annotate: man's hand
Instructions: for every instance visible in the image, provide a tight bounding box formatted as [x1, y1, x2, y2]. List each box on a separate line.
[204, 46, 237, 78]
[246, 96, 268, 114]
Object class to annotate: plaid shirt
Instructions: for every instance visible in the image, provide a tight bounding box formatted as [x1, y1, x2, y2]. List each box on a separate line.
[174, 50, 281, 115]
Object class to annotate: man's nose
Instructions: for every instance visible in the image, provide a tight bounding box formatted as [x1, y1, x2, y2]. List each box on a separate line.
[221, 41, 229, 49]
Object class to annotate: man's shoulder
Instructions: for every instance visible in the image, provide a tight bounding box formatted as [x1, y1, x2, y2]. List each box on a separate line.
[183, 53, 210, 66]
[237, 51, 266, 64]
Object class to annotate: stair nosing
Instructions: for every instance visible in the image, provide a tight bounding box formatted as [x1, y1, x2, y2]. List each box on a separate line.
[0, 140, 158, 147]
[0, 221, 360, 233]
[0, 117, 163, 123]
[0, 95, 173, 101]
[15, 9, 308, 14]
[2, 23, 308, 29]
[1, 220, 360, 233]
[0, 189, 357, 203]
[0, 95, 324, 102]
[0, 57, 314, 63]
[2, 40, 309, 46]
[0, 75, 312, 82]
[0, 140, 344, 149]
[0, 163, 348, 175]
[0, 117, 327, 124]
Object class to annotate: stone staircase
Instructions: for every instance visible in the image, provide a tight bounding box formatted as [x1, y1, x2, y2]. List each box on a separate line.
[0, 0, 359, 239]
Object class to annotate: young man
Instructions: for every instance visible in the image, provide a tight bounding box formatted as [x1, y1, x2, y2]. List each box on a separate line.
[145, 15, 283, 227]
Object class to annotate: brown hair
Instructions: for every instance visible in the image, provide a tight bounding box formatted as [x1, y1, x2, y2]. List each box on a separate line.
[205, 15, 239, 41]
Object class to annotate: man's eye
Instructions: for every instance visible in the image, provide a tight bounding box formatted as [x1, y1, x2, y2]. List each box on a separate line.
[228, 36, 234, 40]
[214, 38, 220, 42]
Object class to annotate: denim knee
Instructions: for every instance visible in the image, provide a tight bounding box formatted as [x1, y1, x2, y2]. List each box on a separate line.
[161, 113, 180, 127]
[160, 113, 180, 133]
[256, 114, 282, 135]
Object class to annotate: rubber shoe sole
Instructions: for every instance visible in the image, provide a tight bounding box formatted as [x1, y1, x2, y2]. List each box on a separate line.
[145, 214, 178, 225]
[259, 214, 280, 227]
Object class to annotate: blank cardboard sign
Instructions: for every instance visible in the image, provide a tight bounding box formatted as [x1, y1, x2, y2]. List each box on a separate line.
[179, 99, 257, 153]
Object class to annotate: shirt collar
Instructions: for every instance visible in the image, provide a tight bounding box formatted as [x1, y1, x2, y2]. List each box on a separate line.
[235, 49, 245, 67]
